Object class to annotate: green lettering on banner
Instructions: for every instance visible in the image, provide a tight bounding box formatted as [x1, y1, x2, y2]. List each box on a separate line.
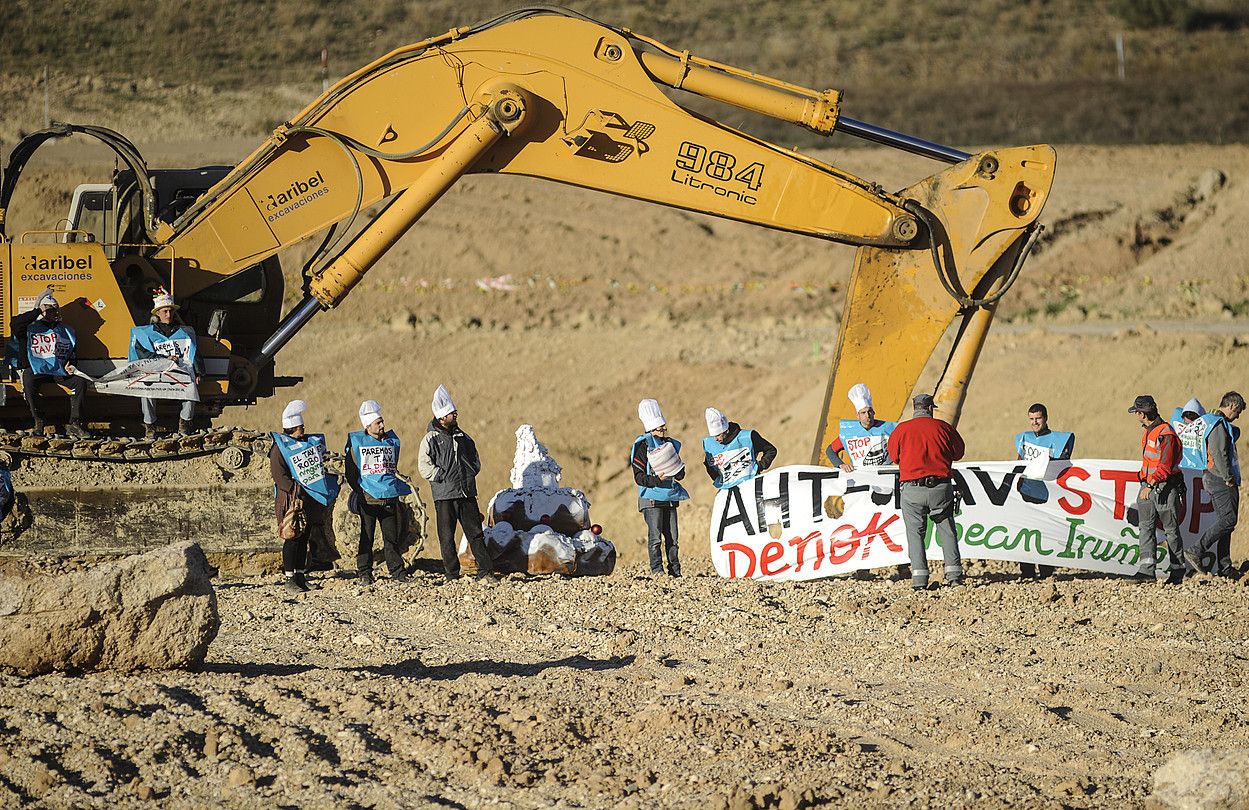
[1019, 529, 1050, 557]
[963, 523, 985, 545]
[1057, 517, 1082, 559]
[1118, 526, 1143, 566]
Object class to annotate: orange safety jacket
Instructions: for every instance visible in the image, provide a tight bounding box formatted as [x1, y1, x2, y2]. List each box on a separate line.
[1139, 420, 1181, 485]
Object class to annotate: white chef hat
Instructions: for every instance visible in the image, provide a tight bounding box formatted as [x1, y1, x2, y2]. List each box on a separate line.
[705, 406, 729, 436]
[282, 399, 307, 429]
[37, 289, 60, 309]
[1182, 397, 1206, 418]
[359, 399, 383, 429]
[638, 398, 665, 432]
[848, 383, 873, 411]
[432, 384, 456, 418]
[150, 291, 178, 314]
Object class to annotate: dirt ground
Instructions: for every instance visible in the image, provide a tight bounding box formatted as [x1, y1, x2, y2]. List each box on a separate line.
[2, 138, 1249, 807]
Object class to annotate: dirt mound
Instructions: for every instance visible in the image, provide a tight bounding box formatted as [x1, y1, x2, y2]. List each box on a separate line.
[0, 563, 1246, 805]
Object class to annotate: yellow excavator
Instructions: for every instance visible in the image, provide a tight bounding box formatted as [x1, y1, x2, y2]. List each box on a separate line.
[0, 7, 1053, 556]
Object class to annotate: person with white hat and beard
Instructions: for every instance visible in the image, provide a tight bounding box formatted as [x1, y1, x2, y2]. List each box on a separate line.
[270, 400, 341, 593]
[129, 289, 203, 438]
[630, 398, 689, 576]
[825, 383, 898, 471]
[418, 385, 495, 581]
[346, 400, 411, 584]
[702, 407, 777, 490]
[10, 287, 89, 438]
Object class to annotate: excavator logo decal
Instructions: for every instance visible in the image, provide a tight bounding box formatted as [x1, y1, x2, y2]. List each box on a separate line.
[20, 253, 94, 280]
[564, 111, 655, 163]
[671, 141, 764, 206]
[256, 170, 332, 224]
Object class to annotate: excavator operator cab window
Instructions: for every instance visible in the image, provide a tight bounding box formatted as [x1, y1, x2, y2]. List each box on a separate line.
[64, 184, 114, 254]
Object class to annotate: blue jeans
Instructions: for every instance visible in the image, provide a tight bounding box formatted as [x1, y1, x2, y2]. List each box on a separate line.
[642, 503, 680, 576]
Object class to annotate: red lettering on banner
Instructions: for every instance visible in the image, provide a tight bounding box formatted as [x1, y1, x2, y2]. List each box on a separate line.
[760, 542, 790, 576]
[788, 531, 823, 571]
[1099, 469, 1138, 520]
[827, 525, 859, 565]
[1057, 466, 1092, 515]
[859, 513, 903, 555]
[1189, 476, 1214, 533]
[722, 543, 756, 578]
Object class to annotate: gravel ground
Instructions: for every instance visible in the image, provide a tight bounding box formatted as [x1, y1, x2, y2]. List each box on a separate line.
[2, 556, 1248, 808]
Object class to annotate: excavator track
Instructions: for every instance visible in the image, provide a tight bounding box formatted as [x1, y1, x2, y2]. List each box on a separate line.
[0, 427, 272, 469]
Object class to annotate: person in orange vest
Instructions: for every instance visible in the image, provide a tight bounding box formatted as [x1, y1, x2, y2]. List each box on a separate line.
[886, 394, 966, 591]
[1128, 395, 1185, 584]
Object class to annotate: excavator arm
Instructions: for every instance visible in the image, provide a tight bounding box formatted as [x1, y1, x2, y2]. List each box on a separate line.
[11, 7, 1055, 458]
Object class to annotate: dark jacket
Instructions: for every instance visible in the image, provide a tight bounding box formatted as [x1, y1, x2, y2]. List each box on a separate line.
[269, 442, 330, 527]
[418, 418, 481, 501]
[10, 309, 77, 372]
[702, 422, 777, 484]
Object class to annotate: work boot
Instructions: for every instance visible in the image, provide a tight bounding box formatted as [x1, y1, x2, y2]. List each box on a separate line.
[29, 418, 45, 436]
[178, 419, 195, 435]
[390, 569, 410, 583]
[143, 423, 158, 440]
[65, 422, 88, 440]
[282, 576, 304, 595]
[358, 569, 375, 586]
[293, 572, 312, 592]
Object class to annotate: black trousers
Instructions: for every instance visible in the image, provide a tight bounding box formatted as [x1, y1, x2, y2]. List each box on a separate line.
[21, 369, 86, 422]
[1199, 473, 1240, 574]
[358, 498, 404, 575]
[435, 497, 493, 577]
[281, 536, 308, 574]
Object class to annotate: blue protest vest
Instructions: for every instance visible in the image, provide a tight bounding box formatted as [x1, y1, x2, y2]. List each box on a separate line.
[837, 419, 897, 468]
[129, 324, 198, 368]
[1172, 407, 1209, 470]
[635, 434, 690, 502]
[1193, 413, 1242, 485]
[703, 429, 758, 490]
[346, 430, 412, 499]
[1014, 430, 1075, 461]
[272, 432, 340, 507]
[26, 321, 75, 375]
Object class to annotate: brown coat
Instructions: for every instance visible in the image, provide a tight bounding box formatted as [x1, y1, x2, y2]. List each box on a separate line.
[269, 443, 330, 529]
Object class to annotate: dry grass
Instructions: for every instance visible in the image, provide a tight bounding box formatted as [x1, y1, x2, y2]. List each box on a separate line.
[1, 1, 1246, 145]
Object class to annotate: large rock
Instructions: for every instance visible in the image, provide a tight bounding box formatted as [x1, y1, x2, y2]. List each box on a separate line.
[1149, 749, 1249, 809]
[0, 541, 219, 675]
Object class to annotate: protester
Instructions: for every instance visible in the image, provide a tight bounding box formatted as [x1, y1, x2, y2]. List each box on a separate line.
[702, 407, 777, 489]
[826, 384, 907, 578]
[1195, 391, 1244, 579]
[418, 385, 495, 581]
[346, 400, 411, 585]
[1128, 395, 1185, 584]
[129, 290, 203, 438]
[1014, 403, 1075, 580]
[270, 400, 341, 593]
[1171, 397, 1209, 472]
[10, 289, 88, 438]
[887, 394, 965, 590]
[825, 383, 897, 471]
[631, 398, 688, 576]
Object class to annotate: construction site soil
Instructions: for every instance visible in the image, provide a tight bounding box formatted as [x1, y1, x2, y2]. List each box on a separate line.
[2, 141, 1249, 806]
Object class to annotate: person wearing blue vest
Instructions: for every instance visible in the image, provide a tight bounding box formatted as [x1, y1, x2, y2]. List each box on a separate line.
[9, 289, 89, 438]
[702, 407, 777, 489]
[631, 398, 688, 576]
[346, 399, 412, 585]
[270, 400, 341, 594]
[825, 384, 898, 472]
[1014, 403, 1076, 580]
[418, 384, 496, 582]
[1171, 397, 1209, 472]
[1195, 391, 1245, 579]
[129, 291, 204, 439]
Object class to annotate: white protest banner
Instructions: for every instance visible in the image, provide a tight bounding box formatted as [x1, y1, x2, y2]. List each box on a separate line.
[77, 358, 200, 402]
[709, 462, 1220, 581]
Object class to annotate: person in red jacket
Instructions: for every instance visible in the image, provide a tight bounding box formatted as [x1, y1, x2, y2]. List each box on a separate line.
[1128, 394, 1185, 584]
[887, 394, 966, 590]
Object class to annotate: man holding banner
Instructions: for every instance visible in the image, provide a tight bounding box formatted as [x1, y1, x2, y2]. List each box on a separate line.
[1196, 391, 1244, 579]
[1128, 395, 1185, 584]
[129, 291, 203, 438]
[825, 384, 897, 472]
[887, 394, 965, 590]
[1014, 403, 1075, 580]
[11, 289, 89, 438]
